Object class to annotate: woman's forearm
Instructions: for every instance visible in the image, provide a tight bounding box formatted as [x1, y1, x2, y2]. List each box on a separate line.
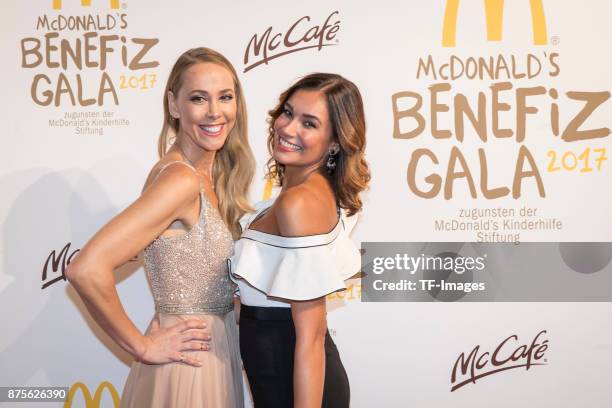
[293, 338, 326, 408]
[233, 298, 241, 324]
[67, 262, 147, 358]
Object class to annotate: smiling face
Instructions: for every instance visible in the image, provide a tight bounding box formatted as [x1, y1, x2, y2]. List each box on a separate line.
[168, 62, 236, 153]
[272, 89, 337, 171]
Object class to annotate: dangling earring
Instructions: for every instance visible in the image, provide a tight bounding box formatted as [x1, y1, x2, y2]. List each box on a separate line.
[326, 145, 340, 174]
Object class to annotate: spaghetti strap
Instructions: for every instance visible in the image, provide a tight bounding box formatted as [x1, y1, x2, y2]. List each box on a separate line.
[146, 160, 205, 228]
[151, 160, 197, 184]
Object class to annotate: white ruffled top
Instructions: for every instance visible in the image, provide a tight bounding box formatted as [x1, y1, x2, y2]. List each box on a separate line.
[228, 198, 361, 307]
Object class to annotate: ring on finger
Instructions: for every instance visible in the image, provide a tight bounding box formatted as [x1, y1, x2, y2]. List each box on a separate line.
[200, 342, 205, 351]
[179, 352, 185, 362]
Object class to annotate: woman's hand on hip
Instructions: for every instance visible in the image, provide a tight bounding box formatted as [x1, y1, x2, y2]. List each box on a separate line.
[138, 318, 211, 367]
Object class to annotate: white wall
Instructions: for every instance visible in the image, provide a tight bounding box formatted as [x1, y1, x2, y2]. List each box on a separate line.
[1, 1, 610, 407]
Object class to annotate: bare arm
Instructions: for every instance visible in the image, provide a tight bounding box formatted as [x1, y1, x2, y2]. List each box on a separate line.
[275, 187, 335, 407]
[291, 298, 327, 408]
[233, 297, 241, 324]
[66, 164, 209, 366]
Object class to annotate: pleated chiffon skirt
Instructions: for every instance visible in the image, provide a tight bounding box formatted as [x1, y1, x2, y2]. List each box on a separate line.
[120, 311, 243, 408]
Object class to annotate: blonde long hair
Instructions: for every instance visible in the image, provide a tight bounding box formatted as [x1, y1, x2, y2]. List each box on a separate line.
[158, 47, 255, 238]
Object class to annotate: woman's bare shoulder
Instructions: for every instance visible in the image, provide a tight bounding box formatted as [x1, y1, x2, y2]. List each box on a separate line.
[136, 160, 201, 223]
[274, 181, 336, 237]
[143, 156, 200, 196]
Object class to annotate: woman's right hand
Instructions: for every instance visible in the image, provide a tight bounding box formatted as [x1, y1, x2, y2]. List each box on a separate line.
[138, 318, 211, 367]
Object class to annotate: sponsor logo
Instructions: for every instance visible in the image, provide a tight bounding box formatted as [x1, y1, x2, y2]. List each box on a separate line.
[53, 0, 120, 10]
[64, 381, 120, 408]
[21, 0, 159, 138]
[451, 329, 548, 391]
[442, 0, 548, 47]
[391, 0, 610, 208]
[42, 242, 138, 289]
[243, 10, 340, 73]
[42, 243, 79, 289]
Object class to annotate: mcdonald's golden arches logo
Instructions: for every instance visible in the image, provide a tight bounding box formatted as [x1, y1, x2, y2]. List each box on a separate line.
[442, 0, 548, 47]
[52, 0, 120, 10]
[64, 381, 120, 408]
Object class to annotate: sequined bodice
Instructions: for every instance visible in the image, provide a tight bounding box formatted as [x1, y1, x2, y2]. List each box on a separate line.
[143, 191, 234, 315]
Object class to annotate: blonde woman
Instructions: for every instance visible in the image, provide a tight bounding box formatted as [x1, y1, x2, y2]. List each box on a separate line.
[66, 47, 254, 407]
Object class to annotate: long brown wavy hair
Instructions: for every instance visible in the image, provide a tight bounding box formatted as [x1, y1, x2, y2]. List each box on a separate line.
[266, 73, 370, 216]
[158, 47, 255, 238]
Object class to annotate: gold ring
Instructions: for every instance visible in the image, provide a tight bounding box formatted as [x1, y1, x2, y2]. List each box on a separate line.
[179, 353, 184, 362]
[200, 343, 205, 351]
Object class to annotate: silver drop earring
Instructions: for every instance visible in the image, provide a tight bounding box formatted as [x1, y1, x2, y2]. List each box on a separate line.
[326, 145, 340, 174]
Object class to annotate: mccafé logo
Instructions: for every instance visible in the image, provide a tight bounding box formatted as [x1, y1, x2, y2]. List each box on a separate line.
[64, 381, 120, 408]
[442, 0, 547, 47]
[53, 0, 120, 10]
[42, 243, 79, 289]
[243, 10, 340, 73]
[42, 242, 138, 289]
[451, 329, 548, 391]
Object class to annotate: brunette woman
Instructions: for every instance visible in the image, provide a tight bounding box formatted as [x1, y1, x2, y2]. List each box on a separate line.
[230, 73, 370, 408]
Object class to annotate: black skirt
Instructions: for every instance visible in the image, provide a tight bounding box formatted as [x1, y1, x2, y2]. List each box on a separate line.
[240, 304, 350, 408]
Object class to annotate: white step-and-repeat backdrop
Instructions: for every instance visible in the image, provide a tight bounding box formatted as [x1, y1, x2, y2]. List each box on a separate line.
[1, 1, 611, 407]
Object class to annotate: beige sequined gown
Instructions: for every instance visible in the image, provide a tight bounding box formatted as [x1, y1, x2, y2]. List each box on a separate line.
[121, 161, 243, 408]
